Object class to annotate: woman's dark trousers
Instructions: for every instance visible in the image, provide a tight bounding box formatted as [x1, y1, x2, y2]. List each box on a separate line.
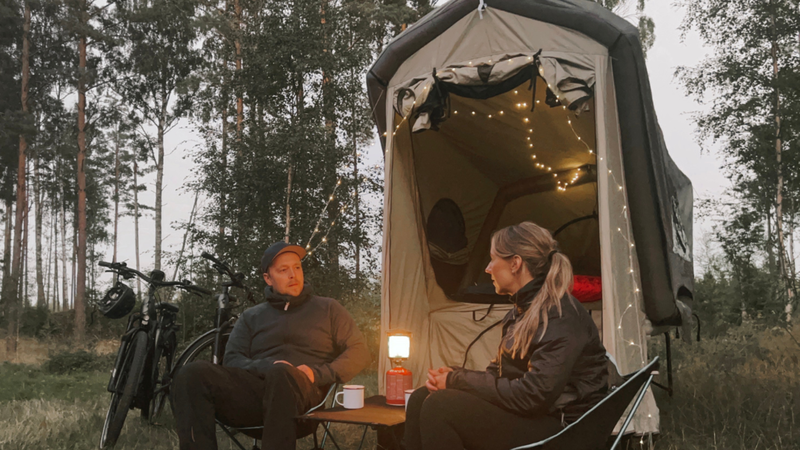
[171, 361, 323, 450]
[404, 387, 563, 450]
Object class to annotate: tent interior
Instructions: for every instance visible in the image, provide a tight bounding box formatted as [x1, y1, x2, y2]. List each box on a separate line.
[408, 79, 601, 307]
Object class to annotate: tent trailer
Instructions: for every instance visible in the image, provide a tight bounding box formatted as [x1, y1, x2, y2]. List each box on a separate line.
[367, 0, 694, 435]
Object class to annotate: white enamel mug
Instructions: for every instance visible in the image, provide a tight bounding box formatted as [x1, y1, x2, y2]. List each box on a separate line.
[404, 389, 415, 411]
[335, 385, 365, 409]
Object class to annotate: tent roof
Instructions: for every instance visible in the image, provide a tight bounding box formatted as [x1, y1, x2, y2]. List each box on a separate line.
[367, 0, 694, 326]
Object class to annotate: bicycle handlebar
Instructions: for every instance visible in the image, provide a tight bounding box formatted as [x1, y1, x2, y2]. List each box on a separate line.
[200, 252, 257, 304]
[179, 284, 213, 296]
[99, 261, 211, 295]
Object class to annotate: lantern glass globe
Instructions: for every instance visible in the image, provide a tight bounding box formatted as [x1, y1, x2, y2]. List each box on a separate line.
[388, 335, 410, 359]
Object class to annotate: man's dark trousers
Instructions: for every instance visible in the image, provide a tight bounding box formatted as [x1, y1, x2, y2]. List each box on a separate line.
[172, 361, 324, 450]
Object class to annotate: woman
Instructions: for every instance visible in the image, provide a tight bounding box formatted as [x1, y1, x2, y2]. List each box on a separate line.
[404, 222, 608, 450]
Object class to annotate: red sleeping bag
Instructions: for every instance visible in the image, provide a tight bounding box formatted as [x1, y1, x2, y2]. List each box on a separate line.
[572, 275, 602, 303]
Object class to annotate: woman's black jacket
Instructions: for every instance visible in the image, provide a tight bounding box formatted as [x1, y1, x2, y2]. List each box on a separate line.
[446, 279, 608, 423]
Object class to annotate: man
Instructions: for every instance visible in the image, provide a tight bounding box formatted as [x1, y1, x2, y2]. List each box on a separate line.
[172, 241, 371, 450]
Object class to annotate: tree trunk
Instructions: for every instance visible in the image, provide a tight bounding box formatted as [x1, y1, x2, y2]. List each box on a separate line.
[75, 9, 87, 342]
[172, 191, 199, 281]
[52, 204, 59, 311]
[60, 195, 67, 312]
[284, 165, 293, 243]
[113, 125, 120, 262]
[22, 177, 29, 308]
[352, 97, 360, 283]
[35, 153, 44, 306]
[2, 199, 11, 296]
[772, 12, 794, 324]
[319, 0, 339, 280]
[219, 104, 228, 248]
[45, 203, 53, 310]
[5, 1, 31, 355]
[72, 222, 77, 308]
[133, 157, 142, 298]
[234, 0, 243, 140]
[768, 208, 775, 272]
[154, 96, 166, 270]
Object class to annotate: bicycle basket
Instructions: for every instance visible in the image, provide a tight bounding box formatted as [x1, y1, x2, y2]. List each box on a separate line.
[98, 282, 136, 319]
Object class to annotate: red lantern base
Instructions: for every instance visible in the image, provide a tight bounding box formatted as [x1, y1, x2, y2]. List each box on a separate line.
[385, 366, 413, 406]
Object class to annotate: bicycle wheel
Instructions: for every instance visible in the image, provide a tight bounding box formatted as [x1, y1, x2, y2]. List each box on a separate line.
[148, 330, 176, 423]
[174, 331, 231, 369]
[167, 332, 229, 415]
[100, 331, 148, 448]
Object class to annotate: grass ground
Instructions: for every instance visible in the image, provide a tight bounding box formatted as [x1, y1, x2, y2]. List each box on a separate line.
[0, 362, 380, 450]
[1, 324, 799, 449]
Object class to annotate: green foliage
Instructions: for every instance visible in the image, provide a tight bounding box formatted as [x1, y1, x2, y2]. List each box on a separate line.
[649, 325, 800, 449]
[679, 0, 800, 319]
[591, 0, 656, 56]
[42, 349, 113, 375]
[180, 0, 424, 302]
[18, 303, 49, 336]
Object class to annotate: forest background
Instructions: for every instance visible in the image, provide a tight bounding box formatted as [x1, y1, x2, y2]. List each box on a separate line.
[1, 0, 800, 448]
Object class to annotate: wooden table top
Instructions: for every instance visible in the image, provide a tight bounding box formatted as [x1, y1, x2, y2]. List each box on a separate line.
[300, 395, 406, 427]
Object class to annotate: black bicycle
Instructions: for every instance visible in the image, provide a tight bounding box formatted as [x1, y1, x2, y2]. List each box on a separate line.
[97, 261, 211, 449]
[170, 251, 256, 374]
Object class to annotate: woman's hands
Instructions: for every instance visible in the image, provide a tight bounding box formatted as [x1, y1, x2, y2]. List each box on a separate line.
[426, 366, 453, 391]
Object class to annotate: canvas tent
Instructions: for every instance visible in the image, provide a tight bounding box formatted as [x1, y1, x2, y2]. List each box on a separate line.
[367, 0, 694, 434]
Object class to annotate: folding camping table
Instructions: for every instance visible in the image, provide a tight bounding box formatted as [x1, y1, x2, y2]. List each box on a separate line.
[301, 395, 406, 450]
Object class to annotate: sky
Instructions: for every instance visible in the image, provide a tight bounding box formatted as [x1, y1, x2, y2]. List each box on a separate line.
[13, 0, 730, 299]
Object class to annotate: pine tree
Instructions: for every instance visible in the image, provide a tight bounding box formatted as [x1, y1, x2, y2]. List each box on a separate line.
[109, 0, 201, 271]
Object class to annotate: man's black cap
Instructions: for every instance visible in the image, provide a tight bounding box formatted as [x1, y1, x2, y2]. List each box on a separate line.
[260, 241, 307, 273]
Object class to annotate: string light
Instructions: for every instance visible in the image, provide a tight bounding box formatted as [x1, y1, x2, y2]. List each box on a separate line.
[394, 61, 650, 377]
[306, 177, 343, 249]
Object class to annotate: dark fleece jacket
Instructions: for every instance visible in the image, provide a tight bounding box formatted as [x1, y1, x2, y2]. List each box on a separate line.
[447, 277, 608, 422]
[223, 283, 370, 388]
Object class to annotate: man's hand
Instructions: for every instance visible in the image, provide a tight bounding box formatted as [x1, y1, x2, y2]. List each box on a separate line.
[297, 365, 315, 383]
[274, 360, 293, 366]
[425, 366, 453, 392]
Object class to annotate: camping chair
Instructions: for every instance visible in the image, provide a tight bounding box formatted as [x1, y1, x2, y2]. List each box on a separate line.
[510, 357, 659, 450]
[216, 383, 339, 450]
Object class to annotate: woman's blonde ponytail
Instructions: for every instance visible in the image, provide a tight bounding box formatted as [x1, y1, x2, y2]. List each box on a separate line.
[491, 222, 574, 357]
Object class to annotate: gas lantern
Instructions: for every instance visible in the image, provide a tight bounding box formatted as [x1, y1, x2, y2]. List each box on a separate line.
[385, 330, 412, 406]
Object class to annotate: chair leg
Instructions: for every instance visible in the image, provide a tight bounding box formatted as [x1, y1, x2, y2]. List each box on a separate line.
[355, 426, 368, 450]
[320, 422, 343, 450]
[319, 421, 331, 448]
[251, 438, 260, 450]
[652, 333, 674, 397]
[216, 422, 250, 450]
[610, 375, 655, 450]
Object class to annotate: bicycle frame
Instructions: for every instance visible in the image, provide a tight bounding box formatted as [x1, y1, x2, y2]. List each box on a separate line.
[106, 279, 161, 395]
[171, 252, 255, 374]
